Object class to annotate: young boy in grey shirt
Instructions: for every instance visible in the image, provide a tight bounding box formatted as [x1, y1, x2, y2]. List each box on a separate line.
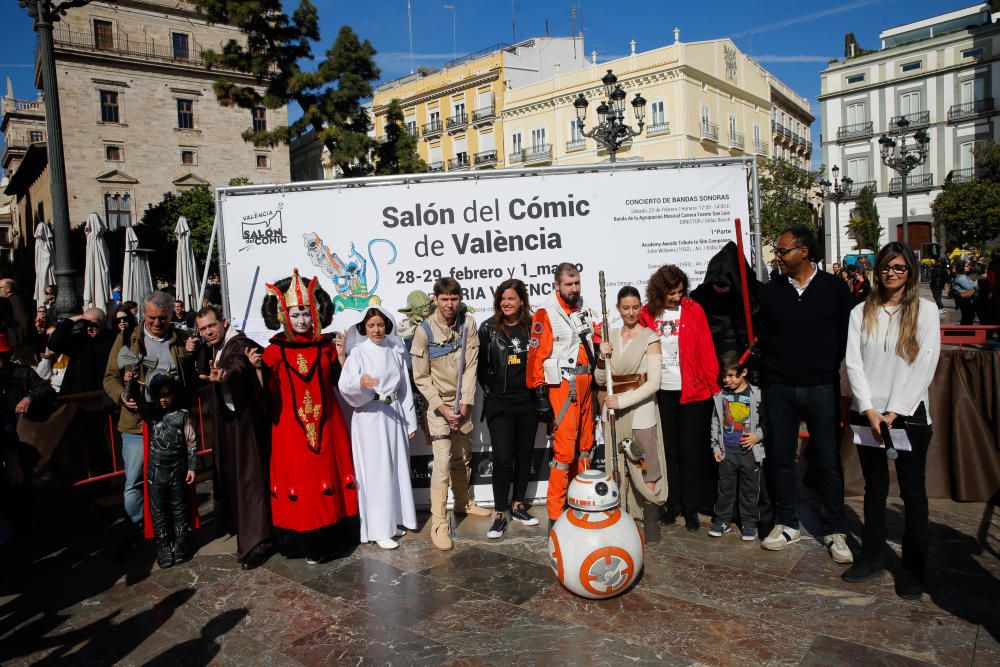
[709, 352, 765, 541]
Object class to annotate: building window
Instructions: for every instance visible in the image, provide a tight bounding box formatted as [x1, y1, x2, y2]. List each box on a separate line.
[569, 119, 583, 141]
[530, 127, 546, 149]
[29, 130, 43, 143]
[753, 125, 761, 150]
[171, 32, 190, 60]
[105, 144, 123, 161]
[252, 106, 267, 132]
[961, 47, 984, 59]
[93, 19, 113, 51]
[510, 131, 522, 154]
[100, 90, 119, 123]
[900, 61, 921, 73]
[846, 156, 869, 184]
[181, 150, 196, 165]
[845, 102, 866, 126]
[256, 154, 270, 169]
[649, 100, 666, 129]
[177, 99, 194, 129]
[104, 193, 132, 228]
[846, 73, 865, 84]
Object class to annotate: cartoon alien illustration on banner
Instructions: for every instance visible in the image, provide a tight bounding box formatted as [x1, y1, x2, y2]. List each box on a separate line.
[303, 233, 397, 313]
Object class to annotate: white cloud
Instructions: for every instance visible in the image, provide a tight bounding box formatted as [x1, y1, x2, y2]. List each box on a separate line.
[732, 0, 885, 38]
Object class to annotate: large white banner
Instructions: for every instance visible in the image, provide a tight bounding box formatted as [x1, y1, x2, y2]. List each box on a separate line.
[218, 163, 751, 506]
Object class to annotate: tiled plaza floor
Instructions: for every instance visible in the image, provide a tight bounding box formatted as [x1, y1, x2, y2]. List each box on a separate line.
[2, 481, 998, 666]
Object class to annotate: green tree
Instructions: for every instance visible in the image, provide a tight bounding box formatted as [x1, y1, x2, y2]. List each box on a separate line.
[846, 185, 883, 251]
[374, 99, 426, 175]
[758, 158, 822, 248]
[932, 141, 1000, 249]
[193, 0, 380, 177]
[140, 186, 217, 283]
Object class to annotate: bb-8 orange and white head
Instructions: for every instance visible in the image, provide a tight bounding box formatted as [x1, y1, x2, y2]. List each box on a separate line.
[548, 469, 644, 599]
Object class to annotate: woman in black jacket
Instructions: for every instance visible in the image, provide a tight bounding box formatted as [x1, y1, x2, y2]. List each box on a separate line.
[477, 279, 540, 538]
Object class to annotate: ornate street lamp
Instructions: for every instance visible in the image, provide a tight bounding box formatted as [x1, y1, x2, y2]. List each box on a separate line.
[20, 0, 88, 320]
[571, 69, 646, 163]
[819, 165, 853, 265]
[878, 117, 929, 248]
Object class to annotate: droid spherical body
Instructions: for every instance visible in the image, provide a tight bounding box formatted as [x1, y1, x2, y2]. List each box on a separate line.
[548, 469, 644, 599]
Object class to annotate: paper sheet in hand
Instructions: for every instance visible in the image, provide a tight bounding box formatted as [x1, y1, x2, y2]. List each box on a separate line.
[851, 425, 913, 451]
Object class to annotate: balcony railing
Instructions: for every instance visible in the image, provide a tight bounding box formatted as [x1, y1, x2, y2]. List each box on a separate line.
[947, 98, 995, 122]
[51, 27, 250, 73]
[471, 106, 495, 123]
[888, 173, 934, 193]
[2, 130, 45, 150]
[700, 122, 719, 142]
[729, 131, 745, 149]
[647, 122, 669, 136]
[836, 121, 874, 142]
[8, 98, 43, 113]
[474, 149, 497, 166]
[426, 160, 444, 172]
[566, 138, 585, 151]
[889, 110, 930, 131]
[950, 168, 974, 183]
[448, 154, 470, 170]
[422, 120, 443, 136]
[754, 142, 769, 157]
[844, 180, 877, 197]
[446, 113, 468, 131]
[510, 144, 552, 164]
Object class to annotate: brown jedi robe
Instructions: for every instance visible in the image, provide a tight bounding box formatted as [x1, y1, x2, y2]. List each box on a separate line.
[197, 331, 272, 560]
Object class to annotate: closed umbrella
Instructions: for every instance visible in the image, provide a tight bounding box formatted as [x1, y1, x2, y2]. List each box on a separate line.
[82, 213, 111, 314]
[174, 216, 199, 311]
[33, 222, 55, 305]
[122, 224, 153, 305]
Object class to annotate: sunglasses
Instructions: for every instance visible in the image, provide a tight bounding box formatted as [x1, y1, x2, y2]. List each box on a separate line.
[879, 264, 909, 275]
[774, 245, 804, 258]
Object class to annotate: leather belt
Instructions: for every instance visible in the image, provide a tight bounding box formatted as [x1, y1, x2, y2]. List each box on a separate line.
[611, 372, 646, 394]
[372, 391, 397, 405]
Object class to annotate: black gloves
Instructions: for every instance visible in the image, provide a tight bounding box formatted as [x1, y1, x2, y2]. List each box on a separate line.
[534, 385, 554, 423]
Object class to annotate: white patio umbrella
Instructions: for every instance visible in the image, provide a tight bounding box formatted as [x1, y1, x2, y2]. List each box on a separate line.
[33, 222, 55, 305]
[82, 213, 111, 314]
[174, 216, 199, 311]
[122, 224, 153, 305]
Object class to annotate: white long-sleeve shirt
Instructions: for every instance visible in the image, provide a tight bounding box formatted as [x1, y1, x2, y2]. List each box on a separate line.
[845, 297, 940, 422]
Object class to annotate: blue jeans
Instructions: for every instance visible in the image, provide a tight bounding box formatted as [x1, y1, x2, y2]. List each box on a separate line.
[121, 432, 145, 527]
[763, 383, 844, 534]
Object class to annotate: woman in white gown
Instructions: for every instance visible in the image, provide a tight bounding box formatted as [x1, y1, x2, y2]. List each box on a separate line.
[338, 306, 417, 549]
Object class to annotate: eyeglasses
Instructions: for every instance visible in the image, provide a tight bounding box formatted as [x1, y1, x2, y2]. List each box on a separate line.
[879, 264, 909, 275]
[774, 245, 804, 258]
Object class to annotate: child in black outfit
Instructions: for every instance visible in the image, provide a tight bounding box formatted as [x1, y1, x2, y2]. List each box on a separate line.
[144, 372, 198, 568]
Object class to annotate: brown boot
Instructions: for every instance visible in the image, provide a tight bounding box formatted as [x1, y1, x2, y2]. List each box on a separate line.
[451, 474, 492, 517]
[643, 502, 662, 545]
[430, 486, 454, 551]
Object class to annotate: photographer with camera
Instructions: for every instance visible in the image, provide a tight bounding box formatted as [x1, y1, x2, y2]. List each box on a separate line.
[45, 308, 115, 395]
[103, 291, 195, 551]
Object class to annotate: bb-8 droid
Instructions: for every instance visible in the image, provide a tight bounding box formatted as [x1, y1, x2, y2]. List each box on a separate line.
[548, 469, 643, 599]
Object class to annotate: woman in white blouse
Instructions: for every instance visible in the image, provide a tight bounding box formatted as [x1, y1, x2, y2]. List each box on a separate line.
[842, 242, 940, 599]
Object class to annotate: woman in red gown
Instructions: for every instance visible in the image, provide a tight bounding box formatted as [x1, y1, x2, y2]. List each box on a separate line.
[261, 269, 358, 563]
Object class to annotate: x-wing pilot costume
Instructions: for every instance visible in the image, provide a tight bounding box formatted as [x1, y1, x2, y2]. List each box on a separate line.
[527, 292, 598, 523]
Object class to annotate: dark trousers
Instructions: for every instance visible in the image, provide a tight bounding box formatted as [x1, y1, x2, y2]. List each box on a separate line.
[148, 460, 189, 544]
[955, 295, 977, 325]
[657, 391, 713, 521]
[763, 382, 845, 534]
[487, 407, 539, 513]
[930, 285, 944, 310]
[855, 406, 932, 578]
[714, 451, 761, 528]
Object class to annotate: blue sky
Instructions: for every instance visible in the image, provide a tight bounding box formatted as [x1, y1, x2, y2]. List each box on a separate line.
[0, 0, 980, 167]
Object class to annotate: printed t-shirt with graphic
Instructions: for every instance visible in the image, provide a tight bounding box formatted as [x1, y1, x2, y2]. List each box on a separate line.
[652, 308, 682, 390]
[486, 324, 532, 417]
[721, 386, 752, 454]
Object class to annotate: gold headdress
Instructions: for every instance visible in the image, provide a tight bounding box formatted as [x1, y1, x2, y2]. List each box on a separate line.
[265, 269, 322, 339]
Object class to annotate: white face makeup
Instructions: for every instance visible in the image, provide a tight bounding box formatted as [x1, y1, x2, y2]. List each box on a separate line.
[289, 306, 313, 334]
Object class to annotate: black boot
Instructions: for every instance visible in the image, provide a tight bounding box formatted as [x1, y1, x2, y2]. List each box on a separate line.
[173, 529, 190, 564]
[895, 569, 924, 600]
[156, 537, 174, 569]
[841, 559, 883, 583]
[643, 503, 661, 545]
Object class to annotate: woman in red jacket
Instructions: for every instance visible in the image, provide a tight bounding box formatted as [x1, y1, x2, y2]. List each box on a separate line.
[641, 265, 719, 531]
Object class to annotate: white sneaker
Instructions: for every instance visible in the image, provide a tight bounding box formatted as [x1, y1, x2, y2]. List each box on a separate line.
[376, 538, 399, 550]
[394, 528, 406, 538]
[761, 524, 801, 551]
[824, 533, 854, 563]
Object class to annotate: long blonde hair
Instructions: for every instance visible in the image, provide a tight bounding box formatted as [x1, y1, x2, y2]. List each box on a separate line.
[862, 242, 920, 363]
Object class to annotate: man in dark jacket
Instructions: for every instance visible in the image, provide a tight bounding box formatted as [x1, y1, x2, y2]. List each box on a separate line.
[0, 279, 32, 348]
[757, 226, 854, 565]
[45, 308, 115, 395]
